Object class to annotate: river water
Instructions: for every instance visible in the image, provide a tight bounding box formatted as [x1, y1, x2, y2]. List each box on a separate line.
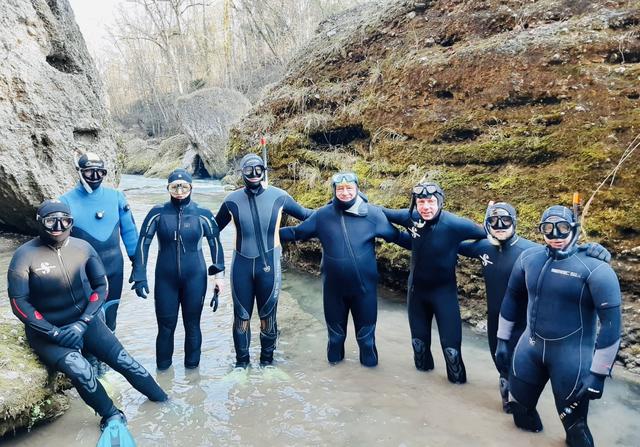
[1, 175, 638, 446]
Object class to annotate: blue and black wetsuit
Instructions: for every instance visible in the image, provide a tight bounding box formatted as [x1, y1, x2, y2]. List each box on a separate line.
[216, 185, 312, 366]
[7, 236, 166, 419]
[498, 244, 621, 443]
[384, 208, 485, 383]
[280, 195, 410, 366]
[459, 235, 537, 375]
[60, 183, 138, 330]
[131, 199, 224, 369]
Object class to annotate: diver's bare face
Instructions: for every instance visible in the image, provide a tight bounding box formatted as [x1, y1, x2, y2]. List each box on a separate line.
[335, 183, 357, 202]
[416, 197, 439, 221]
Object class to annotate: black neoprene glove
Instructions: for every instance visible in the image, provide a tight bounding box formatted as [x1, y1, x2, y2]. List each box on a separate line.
[575, 373, 606, 400]
[52, 321, 88, 349]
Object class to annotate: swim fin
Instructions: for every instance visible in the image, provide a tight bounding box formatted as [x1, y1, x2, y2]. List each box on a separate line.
[97, 412, 136, 447]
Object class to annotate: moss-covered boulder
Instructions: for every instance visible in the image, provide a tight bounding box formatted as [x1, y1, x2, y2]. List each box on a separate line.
[0, 320, 69, 438]
[231, 0, 640, 372]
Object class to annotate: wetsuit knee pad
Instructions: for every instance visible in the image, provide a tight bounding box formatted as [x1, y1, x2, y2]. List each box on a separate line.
[233, 317, 251, 365]
[356, 324, 378, 367]
[115, 349, 150, 378]
[259, 315, 278, 365]
[443, 347, 466, 384]
[510, 400, 543, 432]
[412, 338, 434, 371]
[564, 419, 594, 447]
[58, 351, 98, 393]
[327, 322, 347, 364]
[157, 315, 179, 333]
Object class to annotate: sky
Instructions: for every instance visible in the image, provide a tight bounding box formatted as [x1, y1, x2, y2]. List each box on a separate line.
[68, 0, 124, 56]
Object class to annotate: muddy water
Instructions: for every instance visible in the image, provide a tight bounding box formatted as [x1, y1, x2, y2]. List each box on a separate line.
[1, 175, 639, 446]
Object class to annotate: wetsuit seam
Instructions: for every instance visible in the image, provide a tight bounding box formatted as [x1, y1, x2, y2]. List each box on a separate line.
[584, 262, 605, 282]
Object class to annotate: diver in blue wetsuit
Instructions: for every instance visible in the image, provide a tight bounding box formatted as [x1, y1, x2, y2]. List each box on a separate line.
[7, 200, 167, 442]
[280, 172, 410, 367]
[383, 182, 486, 383]
[496, 205, 621, 447]
[215, 153, 312, 368]
[60, 152, 138, 332]
[130, 169, 224, 370]
[459, 202, 610, 410]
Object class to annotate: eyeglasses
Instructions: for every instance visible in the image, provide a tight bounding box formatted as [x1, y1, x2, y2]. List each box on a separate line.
[412, 183, 439, 196]
[242, 165, 265, 177]
[41, 214, 74, 231]
[487, 215, 514, 229]
[168, 182, 192, 194]
[332, 172, 358, 184]
[539, 220, 574, 238]
[81, 168, 107, 180]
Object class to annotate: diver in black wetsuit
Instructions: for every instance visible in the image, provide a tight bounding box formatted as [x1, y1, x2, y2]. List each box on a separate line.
[383, 182, 485, 383]
[496, 205, 621, 447]
[7, 200, 167, 429]
[130, 169, 225, 370]
[459, 202, 611, 410]
[215, 153, 312, 368]
[279, 172, 410, 367]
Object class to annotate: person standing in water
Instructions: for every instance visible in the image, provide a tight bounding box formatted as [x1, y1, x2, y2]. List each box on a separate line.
[7, 200, 167, 445]
[130, 169, 225, 370]
[215, 153, 312, 368]
[383, 181, 485, 383]
[496, 205, 621, 447]
[459, 202, 610, 411]
[279, 172, 410, 366]
[60, 152, 138, 332]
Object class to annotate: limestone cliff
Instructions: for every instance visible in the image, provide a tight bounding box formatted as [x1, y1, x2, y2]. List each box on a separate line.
[0, 0, 118, 233]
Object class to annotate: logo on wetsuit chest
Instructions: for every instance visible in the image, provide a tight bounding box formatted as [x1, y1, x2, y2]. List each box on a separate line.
[550, 268, 582, 279]
[35, 262, 56, 275]
[480, 254, 493, 266]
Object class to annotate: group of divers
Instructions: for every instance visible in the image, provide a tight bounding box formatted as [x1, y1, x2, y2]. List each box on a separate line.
[6, 151, 622, 446]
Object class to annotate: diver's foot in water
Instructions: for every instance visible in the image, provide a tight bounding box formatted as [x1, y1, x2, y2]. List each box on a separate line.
[235, 360, 250, 369]
[98, 410, 136, 447]
[156, 360, 172, 372]
[259, 353, 273, 367]
[184, 362, 199, 370]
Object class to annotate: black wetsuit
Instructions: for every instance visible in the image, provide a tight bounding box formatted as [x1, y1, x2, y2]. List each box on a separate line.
[60, 184, 138, 331]
[7, 236, 166, 418]
[459, 236, 538, 375]
[280, 196, 410, 366]
[384, 208, 485, 383]
[132, 199, 224, 369]
[498, 246, 621, 439]
[216, 185, 312, 366]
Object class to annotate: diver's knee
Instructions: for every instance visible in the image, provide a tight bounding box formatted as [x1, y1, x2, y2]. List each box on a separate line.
[412, 338, 434, 371]
[443, 347, 466, 384]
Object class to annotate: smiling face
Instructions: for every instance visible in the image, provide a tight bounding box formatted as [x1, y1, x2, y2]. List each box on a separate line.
[416, 196, 440, 220]
[335, 182, 357, 202]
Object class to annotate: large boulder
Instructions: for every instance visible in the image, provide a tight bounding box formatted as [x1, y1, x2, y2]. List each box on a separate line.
[144, 134, 192, 178]
[176, 88, 251, 178]
[0, 0, 118, 234]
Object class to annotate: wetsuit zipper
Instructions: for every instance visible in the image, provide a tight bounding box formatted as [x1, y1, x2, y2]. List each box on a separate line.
[248, 193, 270, 272]
[177, 206, 183, 278]
[529, 256, 553, 344]
[55, 247, 82, 312]
[340, 214, 365, 292]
